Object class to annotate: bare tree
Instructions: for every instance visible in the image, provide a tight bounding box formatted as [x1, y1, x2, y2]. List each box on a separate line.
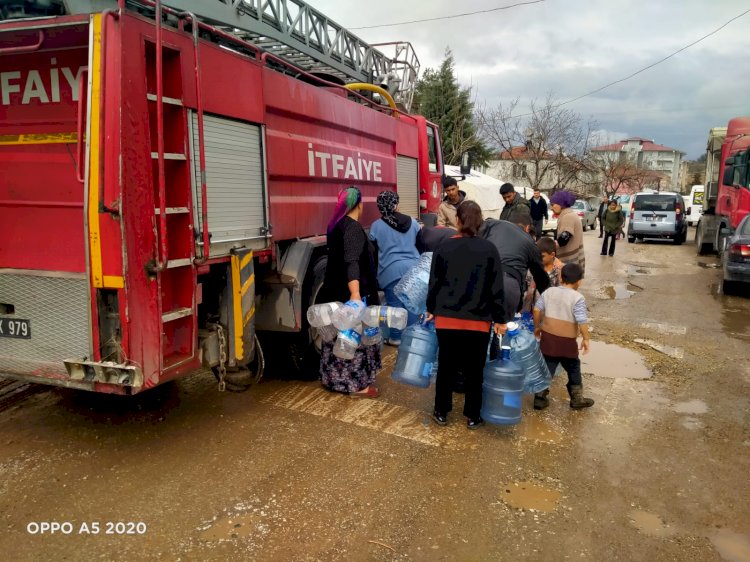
[477, 93, 596, 193]
[586, 153, 656, 198]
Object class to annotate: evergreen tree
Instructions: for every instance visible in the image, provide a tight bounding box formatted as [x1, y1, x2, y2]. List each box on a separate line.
[413, 49, 491, 167]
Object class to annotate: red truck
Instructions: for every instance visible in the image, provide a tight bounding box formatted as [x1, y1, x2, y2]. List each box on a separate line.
[696, 117, 750, 256]
[0, 0, 446, 394]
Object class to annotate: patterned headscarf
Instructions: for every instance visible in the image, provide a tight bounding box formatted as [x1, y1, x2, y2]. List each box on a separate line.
[327, 186, 362, 235]
[376, 191, 400, 230]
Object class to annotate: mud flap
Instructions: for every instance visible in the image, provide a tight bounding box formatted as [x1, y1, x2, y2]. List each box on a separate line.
[228, 249, 256, 366]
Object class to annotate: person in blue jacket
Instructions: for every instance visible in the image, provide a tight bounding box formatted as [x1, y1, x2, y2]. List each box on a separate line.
[369, 191, 421, 345]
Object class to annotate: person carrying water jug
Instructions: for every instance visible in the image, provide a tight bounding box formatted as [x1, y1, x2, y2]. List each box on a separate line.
[317, 186, 381, 398]
[532, 262, 595, 410]
[425, 201, 509, 429]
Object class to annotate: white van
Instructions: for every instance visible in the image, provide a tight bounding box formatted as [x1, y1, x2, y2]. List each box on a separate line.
[686, 185, 704, 226]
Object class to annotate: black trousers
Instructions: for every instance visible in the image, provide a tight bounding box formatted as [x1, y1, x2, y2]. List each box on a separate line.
[544, 356, 582, 387]
[601, 232, 617, 255]
[435, 328, 490, 420]
[598, 218, 605, 236]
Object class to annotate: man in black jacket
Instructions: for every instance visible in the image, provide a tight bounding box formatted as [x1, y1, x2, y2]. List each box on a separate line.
[481, 214, 550, 319]
[597, 195, 609, 238]
[529, 189, 548, 240]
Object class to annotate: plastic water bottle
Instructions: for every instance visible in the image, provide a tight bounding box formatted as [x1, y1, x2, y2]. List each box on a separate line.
[481, 346, 525, 425]
[332, 300, 365, 331]
[506, 321, 551, 394]
[361, 325, 382, 346]
[307, 302, 343, 327]
[361, 306, 408, 331]
[393, 252, 432, 315]
[333, 324, 362, 360]
[391, 320, 438, 388]
[317, 324, 338, 343]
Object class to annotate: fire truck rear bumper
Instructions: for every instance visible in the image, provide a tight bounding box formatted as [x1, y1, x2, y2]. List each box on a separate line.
[0, 358, 143, 393]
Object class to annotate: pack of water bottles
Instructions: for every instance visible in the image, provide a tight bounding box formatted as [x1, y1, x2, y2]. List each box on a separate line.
[393, 252, 432, 315]
[306, 301, 408, 360]
[504, 321, 551, 394]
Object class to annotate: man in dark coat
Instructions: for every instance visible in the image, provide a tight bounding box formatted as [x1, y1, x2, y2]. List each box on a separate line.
[529, 188, 548, 240]
[597, 195, 609, 238]
[499, 182, 531, 222]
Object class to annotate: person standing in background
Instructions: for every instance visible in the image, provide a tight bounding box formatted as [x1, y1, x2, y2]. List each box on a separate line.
[499, 182, 531, 221]
[597, 195, 609, 238]
[437, 176, 465, 228]
[318, 186, 381, 398]
[600, 199, 624, 257]
[550, 190, 585, 272]
[369, 191, 420, 345]
[529, 189, 548, 240]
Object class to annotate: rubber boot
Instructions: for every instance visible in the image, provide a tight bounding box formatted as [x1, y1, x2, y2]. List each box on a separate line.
[568, 384, 594, 409]
[533, 389, 550, 410]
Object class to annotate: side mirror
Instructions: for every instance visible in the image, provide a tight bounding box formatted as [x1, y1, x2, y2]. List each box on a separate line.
[460, 152, 473, 175]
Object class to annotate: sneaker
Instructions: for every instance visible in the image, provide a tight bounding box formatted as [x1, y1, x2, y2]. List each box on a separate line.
[466, 417, 485, 430]
[432, 411, 448, 426]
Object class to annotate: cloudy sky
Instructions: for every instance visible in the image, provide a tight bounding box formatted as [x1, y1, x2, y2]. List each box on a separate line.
[311, 0, 750, 159]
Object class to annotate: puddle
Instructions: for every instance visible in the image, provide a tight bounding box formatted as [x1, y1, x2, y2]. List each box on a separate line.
[673, 399, 708, 414]
[200, 511, 262, 541]
[710, 529, 750, 562]
[500, 481, 561, 512]
[627, 265, 653, 275]
[581, 341, 652, 379]
[600, 283, 643, 299]
[629, 510, 674, 537]
[519, 415, 563, 444]
[680, 417, 704, 430]
[697, 262, 721, 269]
[639, 322, 687, 335]
[710, 285, 750, 341]
[633, 338, 685, 359]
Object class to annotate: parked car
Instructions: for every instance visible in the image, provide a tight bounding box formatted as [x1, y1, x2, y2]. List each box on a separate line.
[572, 199, 597, 230]
[627, 191, 688, 245]
[686, 184, 704, 226]
[720, 213, 750, 294]
[542, 214, 558, 235]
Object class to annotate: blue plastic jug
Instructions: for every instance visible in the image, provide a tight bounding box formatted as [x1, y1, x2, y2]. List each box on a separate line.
[506, 322, 551, 394]
[391, 321, 438, 388]
[393, 252, 432, 315]
[481, 347, 524, 425]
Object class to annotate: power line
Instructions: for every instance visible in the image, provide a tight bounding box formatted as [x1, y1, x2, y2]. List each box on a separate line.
[509, 7, 750, 119]
[350, 0, 545, 30]
[558, 7, 750, 107]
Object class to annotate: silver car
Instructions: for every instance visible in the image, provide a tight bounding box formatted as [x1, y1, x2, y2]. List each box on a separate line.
[572, 200, 597, 230]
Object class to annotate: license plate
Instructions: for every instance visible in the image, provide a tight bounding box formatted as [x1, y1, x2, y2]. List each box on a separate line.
[0, 318, 31, 339]
[646, 216, 664, 222]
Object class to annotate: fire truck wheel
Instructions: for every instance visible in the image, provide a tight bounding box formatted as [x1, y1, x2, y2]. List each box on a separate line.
[292, 255, 328, 379]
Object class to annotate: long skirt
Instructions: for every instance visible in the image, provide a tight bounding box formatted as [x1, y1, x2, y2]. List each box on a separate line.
[320, 341, 382, 393]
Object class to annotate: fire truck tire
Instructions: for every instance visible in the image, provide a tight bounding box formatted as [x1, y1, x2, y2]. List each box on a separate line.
[292, 255, 328, 379]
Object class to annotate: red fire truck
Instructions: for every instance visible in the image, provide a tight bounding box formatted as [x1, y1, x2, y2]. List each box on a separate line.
[696, 117, 750, 256]
[0, 0, 446, 394]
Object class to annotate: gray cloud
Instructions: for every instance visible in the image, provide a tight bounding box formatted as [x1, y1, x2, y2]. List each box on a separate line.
[311, 0, 750, 159]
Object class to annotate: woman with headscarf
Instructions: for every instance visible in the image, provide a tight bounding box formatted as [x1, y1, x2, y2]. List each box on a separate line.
[368, 191, 421, 345]
[550, 190, 585, 272]
[317, 186, 381, 398]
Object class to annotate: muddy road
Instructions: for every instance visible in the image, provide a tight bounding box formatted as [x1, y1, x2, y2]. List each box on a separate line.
[1, 228, 749, 561]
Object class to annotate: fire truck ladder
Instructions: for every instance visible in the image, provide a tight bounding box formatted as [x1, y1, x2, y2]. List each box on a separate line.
[106, 0, 421, 111]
